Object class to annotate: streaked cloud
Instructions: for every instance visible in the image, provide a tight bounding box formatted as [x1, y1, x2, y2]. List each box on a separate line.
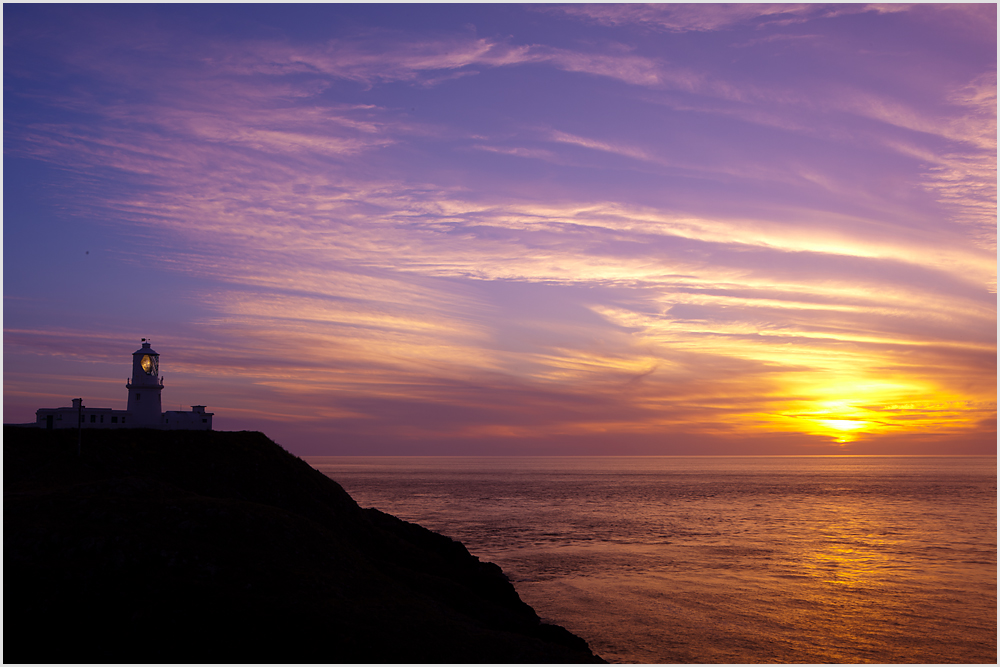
[544, 3, 908, 33]
[4, 4, 994, 454]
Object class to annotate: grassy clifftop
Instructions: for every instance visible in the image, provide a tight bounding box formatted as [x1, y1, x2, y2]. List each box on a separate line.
[4, 427, 602, 663]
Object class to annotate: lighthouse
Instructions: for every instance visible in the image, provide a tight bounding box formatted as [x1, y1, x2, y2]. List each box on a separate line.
[126, 339, 165, 427]
[33, 339, 213, 430]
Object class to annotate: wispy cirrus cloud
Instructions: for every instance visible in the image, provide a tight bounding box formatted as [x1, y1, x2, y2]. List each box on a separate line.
[4, 5, 994, 453]
[543, 3, 910, 33]
[193, 32, 670, 88]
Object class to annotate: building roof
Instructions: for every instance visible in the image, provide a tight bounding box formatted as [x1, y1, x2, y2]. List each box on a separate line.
[133, 341, 159, 356]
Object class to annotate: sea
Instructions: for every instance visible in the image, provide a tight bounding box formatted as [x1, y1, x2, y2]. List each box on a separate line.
[305, 456, 997, 664]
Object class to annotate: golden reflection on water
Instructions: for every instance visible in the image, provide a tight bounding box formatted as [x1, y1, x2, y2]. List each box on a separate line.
[802, 514, 899, 586]
[805, 540, 891, 585]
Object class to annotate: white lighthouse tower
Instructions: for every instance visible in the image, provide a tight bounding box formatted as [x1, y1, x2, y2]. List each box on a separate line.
[126, 339, 164, 427]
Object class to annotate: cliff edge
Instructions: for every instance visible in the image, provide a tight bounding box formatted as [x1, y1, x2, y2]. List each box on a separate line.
[4, 427, 603, 663]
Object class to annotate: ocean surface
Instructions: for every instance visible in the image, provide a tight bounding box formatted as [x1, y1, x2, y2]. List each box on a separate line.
[306, 456, 997, 664]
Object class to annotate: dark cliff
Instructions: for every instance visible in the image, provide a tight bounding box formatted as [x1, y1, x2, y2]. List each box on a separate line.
[4, 427, 602, 663]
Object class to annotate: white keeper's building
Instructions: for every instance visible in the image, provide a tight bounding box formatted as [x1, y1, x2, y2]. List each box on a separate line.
[34, 340, 213, 430]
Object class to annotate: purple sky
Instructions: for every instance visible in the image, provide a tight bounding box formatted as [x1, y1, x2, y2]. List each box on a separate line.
[4, 4, 996, 455]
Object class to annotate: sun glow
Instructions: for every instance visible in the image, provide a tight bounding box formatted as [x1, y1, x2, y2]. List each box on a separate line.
[815, 419, 871, 443]
[818, 419, 869, 431]
[739, 376, 988, 444]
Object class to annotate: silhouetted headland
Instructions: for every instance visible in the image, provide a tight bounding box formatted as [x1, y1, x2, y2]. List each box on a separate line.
[4, 426, 603, 663]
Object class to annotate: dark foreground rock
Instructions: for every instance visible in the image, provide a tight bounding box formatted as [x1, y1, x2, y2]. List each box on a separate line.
[4, 427, 603, 663]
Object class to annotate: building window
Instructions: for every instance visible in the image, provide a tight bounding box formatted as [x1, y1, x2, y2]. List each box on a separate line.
[90, 415, 96, 423]
[202, 419, 208, 423]
[136, 393, 141, 401]
[112, 416, 118, 424]
[80, 414, 85, 423]
[100, 415, 104, 423]
[122, 416, 126, 424]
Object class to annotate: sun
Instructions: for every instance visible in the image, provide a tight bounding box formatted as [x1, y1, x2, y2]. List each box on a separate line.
[762, 392, 889, 444]
[817, 419, 868, 430]
[816, 418, 870, 443]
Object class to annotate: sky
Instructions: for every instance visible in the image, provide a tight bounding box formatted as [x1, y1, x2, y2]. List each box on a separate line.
[4, 3, 996, 456]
